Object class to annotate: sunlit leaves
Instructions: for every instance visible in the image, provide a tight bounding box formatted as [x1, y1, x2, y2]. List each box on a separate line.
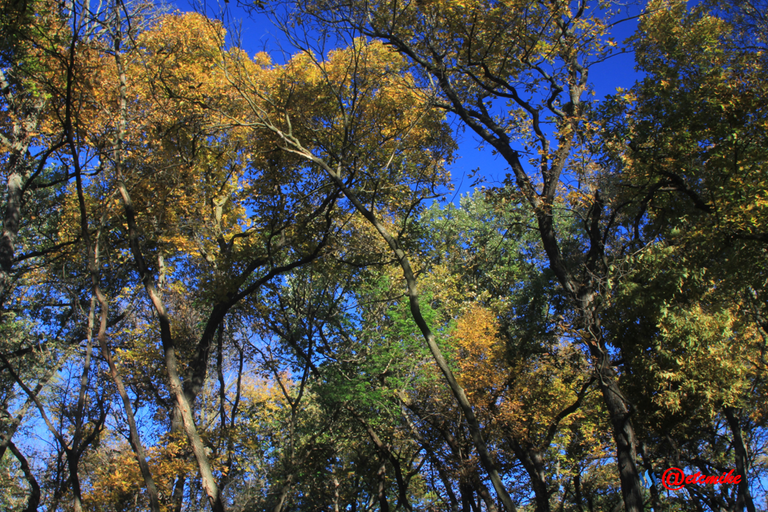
[602, 0, 768, 246]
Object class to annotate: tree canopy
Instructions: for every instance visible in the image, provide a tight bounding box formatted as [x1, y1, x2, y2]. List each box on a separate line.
[1, 0, 766, 511]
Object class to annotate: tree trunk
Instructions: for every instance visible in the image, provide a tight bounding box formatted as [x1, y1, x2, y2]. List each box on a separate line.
[0, 170, 23, 305]
[111, 33, 224, 510]
[640, 442, 662, 512]
[377, 461, 390, 512]
[171, 474, 186, 512]
[574, 472, 584, 512]
[533, 193, 644, 512]
[8, 441, 40, 512]
[511, 441, 550, 512]
[724, 407, 756, 512]
[597, 364, 643, 512]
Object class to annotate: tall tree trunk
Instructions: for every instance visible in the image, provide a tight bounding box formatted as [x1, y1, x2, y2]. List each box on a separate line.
[724, 407, 756, 512]
[68, 452, 84, 512]
[640, 442, 662, 512]
[94, 283, 161, 512]
[8, 441, 40, 512]
[0, 65, 48, 307]
[65, 26, 164, 511]
[596, 366, 643, 512]
[533, 195, 644, 512]
[271, 474, 293, 512]
[511, 441, 550, 512]
[574, 472, 584, 512]
[377, 461, 390, 512]
[470, 471, 500, 512]
[171, 474, 187, 512]
[460, 481, 474, 512]
[0, 169, 23, 305]
[118, 174, 224, 512]
[351, 409, 414, 512]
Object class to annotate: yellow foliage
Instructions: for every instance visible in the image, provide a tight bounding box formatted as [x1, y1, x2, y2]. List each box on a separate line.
[452, 305, 590, 441]
[453, 305, 509, 398]
[83, 434, 197, 512]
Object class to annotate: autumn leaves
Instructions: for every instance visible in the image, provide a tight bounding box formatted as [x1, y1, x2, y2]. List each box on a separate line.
[2, 0, 767, 510]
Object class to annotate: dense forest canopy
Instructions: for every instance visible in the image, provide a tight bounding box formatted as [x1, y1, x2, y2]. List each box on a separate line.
[1, 0, 766, 510]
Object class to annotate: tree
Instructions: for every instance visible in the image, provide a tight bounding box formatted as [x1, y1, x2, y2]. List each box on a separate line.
[415, 191, 613, 512]
[271, 0, 648, 509]
[4, 0, 766, 509]
[218, 27, 535, 507]
[599, 1, 768, 509]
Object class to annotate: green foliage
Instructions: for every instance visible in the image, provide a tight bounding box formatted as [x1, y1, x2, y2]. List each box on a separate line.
[598, 3, 768, 508]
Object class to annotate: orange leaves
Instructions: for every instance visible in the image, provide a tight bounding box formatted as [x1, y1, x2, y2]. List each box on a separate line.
[452, 304, 528, 435]
[148, 13, 227, 55]
[136, 12, 229, 109]
[76, 12, 258, 263]
[453, 305, 509, 398]
[83, 435, 198, 512]
[246, 38, 453, 188]
[451, 304, 593, 442]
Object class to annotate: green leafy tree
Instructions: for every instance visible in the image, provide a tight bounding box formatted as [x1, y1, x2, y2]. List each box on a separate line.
[600, 1, 768, 510]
